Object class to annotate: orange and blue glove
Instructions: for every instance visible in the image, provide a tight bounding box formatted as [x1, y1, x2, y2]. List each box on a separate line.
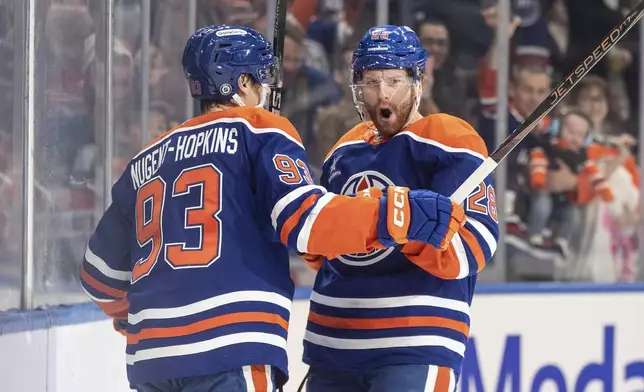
[377, 186, 466, 250]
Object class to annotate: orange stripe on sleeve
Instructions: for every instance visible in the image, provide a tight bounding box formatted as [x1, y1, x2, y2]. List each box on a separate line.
[280, 193, 320, 244]
[402, 224, 485, 279]
[251, 365, 269, 392]
[308, 311, 469, 336]
[403, 240, 462, 279]
[97, 298, 130, 320]
[434, 367, 452, 392]
[80, 267, 127, 298]
[306, 195, 385, 257]
[459, 227, 486, 272]
[127, 312, 288, 345]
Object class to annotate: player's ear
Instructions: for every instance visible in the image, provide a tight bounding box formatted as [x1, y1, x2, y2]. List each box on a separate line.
[237, 74, 253, 96]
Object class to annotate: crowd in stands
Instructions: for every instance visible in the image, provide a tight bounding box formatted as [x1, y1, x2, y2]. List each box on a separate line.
[0, 0, 641, 308]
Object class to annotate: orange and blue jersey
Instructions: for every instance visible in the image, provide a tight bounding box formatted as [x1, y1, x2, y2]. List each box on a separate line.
[303, 114, 499, 377]
[80, 106, 388, 387]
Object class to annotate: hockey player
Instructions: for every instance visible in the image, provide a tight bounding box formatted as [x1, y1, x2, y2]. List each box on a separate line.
[79, 25, 467, 392]
[301, 26, 500, 391]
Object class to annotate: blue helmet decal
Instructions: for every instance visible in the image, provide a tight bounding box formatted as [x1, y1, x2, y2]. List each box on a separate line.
[182, 25, 278, 102]
[351, 25, 428, 84]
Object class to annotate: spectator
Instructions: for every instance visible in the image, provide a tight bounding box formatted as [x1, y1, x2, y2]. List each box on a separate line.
[478, 6, 551, 151]
[313, 43, 361, 162]
[134, 44, 186, 125]
[417, 19, 468, 119]
[526, 110, 613, 258]
[565, 0, 639, 125]
[477, 9, 555, 225]
[564, 74, 640, 282]
[281, 14, 341, 167]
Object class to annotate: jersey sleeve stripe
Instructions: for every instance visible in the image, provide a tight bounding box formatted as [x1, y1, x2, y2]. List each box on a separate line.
[394, 131, 485, 161]
[279, 194, 320, 245]
[127, 311, 289, 345]
[244, 365, 272, 392]
[271, 185, 326, 229]
[308, 311, 470, 336]
[128, 290, 292, 325]
[435, 367, 454, 391]
[125, 331, 287, 365]
[451, 234, 470, 280]
[84, 247, 132, 281]
[459, 227, 487, 273]
[296, 193, 336, 253]
[465, 218, 497, 257]
[87, 294, 128, 319]
[310, 291, 470, 317]
[303, 330, 466, 357]
[80, 266, 127, 299]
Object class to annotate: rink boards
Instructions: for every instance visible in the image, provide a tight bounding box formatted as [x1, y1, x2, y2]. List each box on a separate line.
[1, 283, 643, 392]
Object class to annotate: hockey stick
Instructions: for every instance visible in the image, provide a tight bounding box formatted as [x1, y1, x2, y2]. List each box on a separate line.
[449, 0, 644, 204]
[268, 0, 288, 115]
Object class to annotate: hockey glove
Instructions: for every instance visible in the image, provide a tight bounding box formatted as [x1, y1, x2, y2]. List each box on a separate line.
[377, 186, 466, 250]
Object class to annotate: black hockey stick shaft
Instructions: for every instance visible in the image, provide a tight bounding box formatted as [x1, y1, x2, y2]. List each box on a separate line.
[450, 0, 644, 204]
[268, 0, 288, 115]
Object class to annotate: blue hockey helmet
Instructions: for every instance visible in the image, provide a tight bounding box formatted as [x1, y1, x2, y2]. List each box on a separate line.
[351, 25, 428, 84]
[182, 25, 279, 104]
[350, 26, 428, 130]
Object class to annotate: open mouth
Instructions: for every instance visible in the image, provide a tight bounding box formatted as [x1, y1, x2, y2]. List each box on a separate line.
[379, 108, 392, 119]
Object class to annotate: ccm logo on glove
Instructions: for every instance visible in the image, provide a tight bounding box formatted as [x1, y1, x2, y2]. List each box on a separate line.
[387, 186, 411, 243]
[393, 187, 407, 228]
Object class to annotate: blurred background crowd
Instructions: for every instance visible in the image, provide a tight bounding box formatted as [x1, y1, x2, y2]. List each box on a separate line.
[0, 0, 642, 312]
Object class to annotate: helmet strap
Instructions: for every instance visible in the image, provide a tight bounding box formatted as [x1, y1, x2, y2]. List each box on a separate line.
[231, 84, 271, 108]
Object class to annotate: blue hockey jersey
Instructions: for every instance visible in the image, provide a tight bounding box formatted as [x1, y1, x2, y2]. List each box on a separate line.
[302, 114, 500, 378]
[80, 106, 394, 387]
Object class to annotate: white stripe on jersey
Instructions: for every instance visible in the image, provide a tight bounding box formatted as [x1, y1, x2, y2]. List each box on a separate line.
[452, 234, 470, 279]
[466, 217, 498, 256]
[126, 332, 287, 365]
[271, 185, 326, 229]
[242, 366, 255, 391]
[310, 291, 470, 317]
[395, 131, 485, 162]
[80, 285, 119, 303]
[424, 365, 438, 392]
[128, 290, 291, 325]
[448, 369, 456, 392]
[304, 331, 466, 357]
[84, 246, 132, 281]
[297, 193, 336, 253]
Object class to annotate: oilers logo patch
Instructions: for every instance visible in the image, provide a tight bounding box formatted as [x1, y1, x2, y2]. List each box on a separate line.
[339, 171, 396, 266]
[340, 170, 393, 196]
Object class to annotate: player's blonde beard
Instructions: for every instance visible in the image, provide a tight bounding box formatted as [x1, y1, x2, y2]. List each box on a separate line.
[354, 81, 422, 137]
